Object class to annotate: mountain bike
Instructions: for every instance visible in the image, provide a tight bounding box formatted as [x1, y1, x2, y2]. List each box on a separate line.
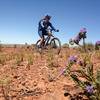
[36, 29, 61, 54]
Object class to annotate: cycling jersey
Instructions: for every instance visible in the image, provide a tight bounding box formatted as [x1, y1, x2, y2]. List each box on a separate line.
[38, 19, 56, 37]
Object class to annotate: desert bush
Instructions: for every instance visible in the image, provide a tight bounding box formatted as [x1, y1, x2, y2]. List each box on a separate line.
[15, 53, 24, 66]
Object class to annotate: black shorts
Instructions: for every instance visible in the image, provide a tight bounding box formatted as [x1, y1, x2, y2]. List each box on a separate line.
[38, 29, 48, 38]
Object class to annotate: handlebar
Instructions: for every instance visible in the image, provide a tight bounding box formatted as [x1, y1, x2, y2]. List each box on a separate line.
[46, 28, 59, 33]
[56, 30, 59, 32]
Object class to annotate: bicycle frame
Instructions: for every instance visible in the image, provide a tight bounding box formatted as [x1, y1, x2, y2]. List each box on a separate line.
[44, 29, 54, 46]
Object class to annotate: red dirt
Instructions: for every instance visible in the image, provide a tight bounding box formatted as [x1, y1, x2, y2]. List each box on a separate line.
[0, 47, 100, 100]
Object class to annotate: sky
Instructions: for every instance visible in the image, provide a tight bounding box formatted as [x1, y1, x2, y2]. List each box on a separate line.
[0, 0, 100, 45]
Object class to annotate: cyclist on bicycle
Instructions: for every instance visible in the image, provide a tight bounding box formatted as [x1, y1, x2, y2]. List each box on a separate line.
[70, 28, 87, 45]
[38, 15, 59, 47]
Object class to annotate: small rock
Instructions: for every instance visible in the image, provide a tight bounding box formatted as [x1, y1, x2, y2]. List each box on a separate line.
[33, 81, 38, 87]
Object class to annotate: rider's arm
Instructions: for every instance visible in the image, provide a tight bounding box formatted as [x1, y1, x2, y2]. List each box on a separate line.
[39, 19, 44, 29]
[49, 23, 57, 31]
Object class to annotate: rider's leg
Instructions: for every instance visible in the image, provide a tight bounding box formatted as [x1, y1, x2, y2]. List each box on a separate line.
[40, 37, 44, 46]
[38, 29, 48, 47]
[38, 30, 44, 47]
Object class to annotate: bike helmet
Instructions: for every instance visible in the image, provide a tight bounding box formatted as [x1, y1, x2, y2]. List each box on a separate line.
[44, 15, 51, 20]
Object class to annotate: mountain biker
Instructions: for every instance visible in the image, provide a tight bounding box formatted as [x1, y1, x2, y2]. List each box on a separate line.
[38, 15, 59, 47]
[73, 28, 87, 45]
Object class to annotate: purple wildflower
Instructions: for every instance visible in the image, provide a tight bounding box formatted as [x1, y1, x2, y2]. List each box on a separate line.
[80, 28, 87, 33]
[85, 85, 94, 94]
[68, 56, 77, 63]
[96, 41, 100, 45]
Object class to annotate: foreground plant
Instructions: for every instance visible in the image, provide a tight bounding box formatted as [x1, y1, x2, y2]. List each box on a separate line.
[61, 53, 100, 100]
[70, 61, 100, 100]
[61, 55, 77, 76]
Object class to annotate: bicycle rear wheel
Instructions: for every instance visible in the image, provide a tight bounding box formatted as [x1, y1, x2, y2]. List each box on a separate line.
[50, 38, 61, 54]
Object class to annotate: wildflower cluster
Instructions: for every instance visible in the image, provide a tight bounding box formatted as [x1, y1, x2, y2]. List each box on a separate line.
[62, 53, 100, 100]
[69, 56, 100, 100]
[68, 56, 77, 64]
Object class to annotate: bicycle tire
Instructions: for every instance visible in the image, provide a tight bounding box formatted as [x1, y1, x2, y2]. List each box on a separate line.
[50, 37, 61, 54]
[35, 40, 42, 53]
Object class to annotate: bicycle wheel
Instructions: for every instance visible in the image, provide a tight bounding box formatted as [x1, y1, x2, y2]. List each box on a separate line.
[50, 38, 61, 54]
[35, 40, 43, 53]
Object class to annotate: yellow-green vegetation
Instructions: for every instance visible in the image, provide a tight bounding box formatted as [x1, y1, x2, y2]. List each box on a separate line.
[0, 54, 6, 65]
[14, 52, 24, 66]
[27, 53, 34, 69]
[0, 77, 12, 100]
[95, 50, 100, 60]
[0, 77, 11, 86]
[46, 51, 54, 68]
[85, 43, 95, 51]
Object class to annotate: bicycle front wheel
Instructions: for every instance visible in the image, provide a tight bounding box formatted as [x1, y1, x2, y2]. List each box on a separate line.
[50, 38, 61, 54]
[35, 39, 43, 53]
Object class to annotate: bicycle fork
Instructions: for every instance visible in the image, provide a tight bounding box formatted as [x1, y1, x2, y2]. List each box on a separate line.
[45, 36, 50, 46]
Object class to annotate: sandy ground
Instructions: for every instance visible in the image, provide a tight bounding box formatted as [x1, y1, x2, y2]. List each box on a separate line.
[0, 47, 100, 100]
